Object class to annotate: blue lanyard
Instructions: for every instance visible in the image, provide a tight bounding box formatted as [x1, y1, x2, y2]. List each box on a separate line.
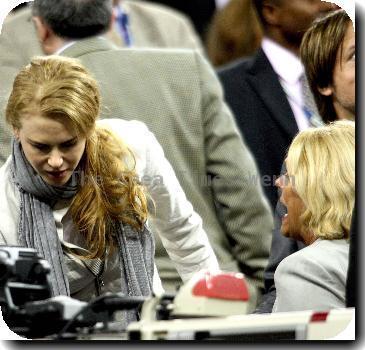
[115, 5, 133, 47]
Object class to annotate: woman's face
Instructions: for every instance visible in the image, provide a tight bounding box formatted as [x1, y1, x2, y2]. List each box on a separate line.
[275, 169, 306, 241]
[14, 113, 86, 187]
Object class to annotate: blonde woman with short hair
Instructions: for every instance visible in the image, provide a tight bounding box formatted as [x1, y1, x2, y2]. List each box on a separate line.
[273, 120, 354, 312]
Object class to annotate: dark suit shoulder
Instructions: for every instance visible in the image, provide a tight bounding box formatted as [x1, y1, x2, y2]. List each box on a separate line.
[217, 54, 255, 80]
[218, 48, 274, 78]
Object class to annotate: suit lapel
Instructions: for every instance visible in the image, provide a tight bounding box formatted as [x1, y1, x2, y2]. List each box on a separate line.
[246, 49, 298, 138]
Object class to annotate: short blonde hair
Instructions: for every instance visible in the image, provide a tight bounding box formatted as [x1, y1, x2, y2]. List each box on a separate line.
[286, 121, 355, 240]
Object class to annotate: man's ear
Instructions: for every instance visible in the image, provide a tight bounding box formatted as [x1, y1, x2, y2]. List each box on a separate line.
[33, 16, 57, 54]
[318, 86, 333, 97]
[262, 0, 280, 26]
[32, 16, 50, 43]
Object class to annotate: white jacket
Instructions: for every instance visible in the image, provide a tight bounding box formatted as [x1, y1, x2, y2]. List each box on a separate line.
[0, 119, 219, 293]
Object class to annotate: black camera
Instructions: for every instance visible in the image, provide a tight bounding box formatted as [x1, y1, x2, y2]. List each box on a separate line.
[0, 246, 146, 339]
[0, 246, 53, 335]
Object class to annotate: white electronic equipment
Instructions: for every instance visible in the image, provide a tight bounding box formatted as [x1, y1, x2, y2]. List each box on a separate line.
[127, 308, 354, 340]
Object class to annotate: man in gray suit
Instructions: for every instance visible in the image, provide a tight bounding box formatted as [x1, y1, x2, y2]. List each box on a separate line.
[1, 0, 273, 311]
[0, 0, 202, 165]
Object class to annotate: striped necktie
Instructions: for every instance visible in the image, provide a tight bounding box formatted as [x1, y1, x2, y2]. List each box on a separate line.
[300, 73, 323, 127]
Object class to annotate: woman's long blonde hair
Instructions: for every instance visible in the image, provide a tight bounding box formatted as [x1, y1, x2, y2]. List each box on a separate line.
[6, 56, 148, 259]
[286, 120, 355, 240]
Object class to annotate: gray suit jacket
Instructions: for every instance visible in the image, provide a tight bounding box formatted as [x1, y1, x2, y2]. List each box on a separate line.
[273, 239, 349, 313]
[58, 38, 273, 310]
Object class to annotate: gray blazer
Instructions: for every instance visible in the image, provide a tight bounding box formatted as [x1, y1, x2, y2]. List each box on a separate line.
[273, 239, 349, 313]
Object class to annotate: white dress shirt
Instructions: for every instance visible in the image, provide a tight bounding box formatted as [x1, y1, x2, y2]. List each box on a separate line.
[262, 38, 310, 131]
[215, 0, 230, 9]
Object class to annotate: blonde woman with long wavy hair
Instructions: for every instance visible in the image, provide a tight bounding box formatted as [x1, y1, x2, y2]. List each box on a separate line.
[0, 56, 219, 325]
[272, 120, 354, 312]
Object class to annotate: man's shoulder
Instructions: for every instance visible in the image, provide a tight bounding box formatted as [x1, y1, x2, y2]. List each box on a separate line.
[70, 40, 202, 78]
[1, 6, 43, 59]
[71, 38, 198, 62]
[3, 7, 31, 26]
[115, 46, 198, 61]
[124, 0, 193, 26]
[218, 54, 256, 79]
[217, 52, 263, 100]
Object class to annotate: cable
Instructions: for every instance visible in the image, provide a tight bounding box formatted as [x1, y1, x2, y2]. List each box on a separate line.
[55, 293, 146, 340]
[55, 293, 107, 340]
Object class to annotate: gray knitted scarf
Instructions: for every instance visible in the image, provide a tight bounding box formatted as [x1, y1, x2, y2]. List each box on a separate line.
[10, 140, 154, 320]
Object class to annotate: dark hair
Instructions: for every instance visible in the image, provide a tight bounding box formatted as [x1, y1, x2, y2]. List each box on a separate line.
[300, 9, 351, 123]
[206, 0, 263, 67]
[32, 0, 113, 39]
